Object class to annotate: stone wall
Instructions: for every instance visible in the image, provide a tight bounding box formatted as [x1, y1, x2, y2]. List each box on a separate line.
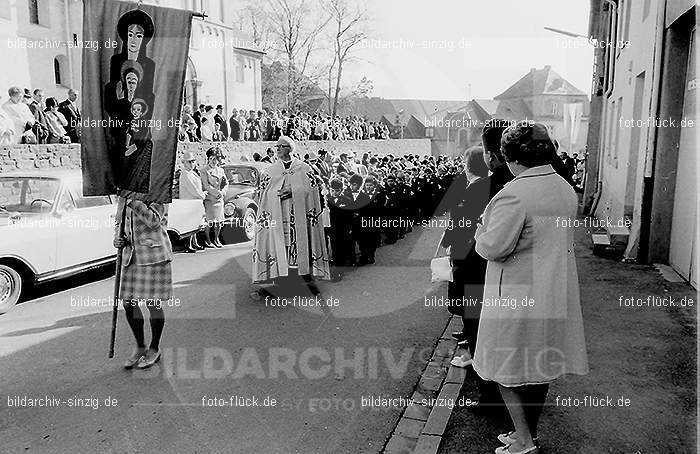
[0, 144, 82, 173]
[0, 138, 431, 174]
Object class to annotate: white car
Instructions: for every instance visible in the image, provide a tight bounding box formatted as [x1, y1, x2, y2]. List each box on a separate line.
[0, 170, 204, 314]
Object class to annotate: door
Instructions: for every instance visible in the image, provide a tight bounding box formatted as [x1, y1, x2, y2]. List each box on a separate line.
[669, 27, 697, 287]
[54, 185, 116, 271]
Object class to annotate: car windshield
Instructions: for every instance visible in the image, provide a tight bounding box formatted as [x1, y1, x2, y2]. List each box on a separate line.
[0, 177, 61, 214]
[225, 167, 256, 185]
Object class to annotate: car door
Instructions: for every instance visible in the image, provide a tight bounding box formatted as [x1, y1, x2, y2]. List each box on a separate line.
[0, 177, 60, 276]
[53, 183, 116, 272]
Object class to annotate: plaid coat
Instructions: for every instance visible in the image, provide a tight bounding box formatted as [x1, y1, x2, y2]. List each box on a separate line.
[115, 197, 173, 267]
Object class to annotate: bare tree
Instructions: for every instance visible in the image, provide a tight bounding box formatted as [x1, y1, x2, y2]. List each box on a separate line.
[260, 0, 330, 110]
[321, 0, 368, 116]
[236, 2, 276, 53]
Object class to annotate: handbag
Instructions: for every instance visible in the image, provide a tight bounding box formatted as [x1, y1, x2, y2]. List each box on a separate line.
[430, 233, 453, 283]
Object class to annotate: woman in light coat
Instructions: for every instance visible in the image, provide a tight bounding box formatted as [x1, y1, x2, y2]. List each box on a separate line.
[472, 121, 589, 454]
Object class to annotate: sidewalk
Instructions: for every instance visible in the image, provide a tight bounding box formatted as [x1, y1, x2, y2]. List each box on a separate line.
[436, 221, 697, 453]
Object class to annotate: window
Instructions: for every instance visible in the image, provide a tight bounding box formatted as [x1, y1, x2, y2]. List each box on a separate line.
[613, 96, 623, 165]
[236, 55, 245, 83]
[69, 182, 112, 208]
[54, 58, 61, 85]
[622, 0, 631, 42]
[605, 99, 615, 163]
[74, 195, 112, 209]
[53, 55, 68, 86]
[28, 0, 39, 24]
[603, 1, 618, 95]
[550, 101, 559, 116]
[0, 177, 60, 213]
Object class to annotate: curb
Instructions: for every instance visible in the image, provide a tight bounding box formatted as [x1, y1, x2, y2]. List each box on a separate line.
[382, 314, 467, 454]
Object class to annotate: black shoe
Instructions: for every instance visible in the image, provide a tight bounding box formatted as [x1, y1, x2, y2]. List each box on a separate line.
[452, 331, 467, 341]
[212, 241, 223, 248]
[184, 246, 197, 253]
[193, 242, 205, 250]
[367, 257, 375, 264]
[307, 284, 321, 296]
[203, 241, 215, 248]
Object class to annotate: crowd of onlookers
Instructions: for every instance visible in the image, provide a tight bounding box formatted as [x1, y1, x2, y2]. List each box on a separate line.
[178, 104, 392, 144]
[0, 87, 81, 145]
[559, 150, 586, 191]
[176, 143, 463, 277]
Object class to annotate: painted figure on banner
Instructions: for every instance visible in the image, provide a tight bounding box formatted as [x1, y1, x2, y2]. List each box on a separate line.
[104, 9, 156, 194]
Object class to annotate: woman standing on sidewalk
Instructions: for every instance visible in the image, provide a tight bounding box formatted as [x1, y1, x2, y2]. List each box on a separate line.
[113, 196, 173, 370]
[472, 121, 589, 454]
[200, 147, 228, 248]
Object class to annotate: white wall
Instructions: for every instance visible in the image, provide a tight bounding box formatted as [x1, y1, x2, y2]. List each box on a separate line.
[0, 0, 261, 116]
[595, 0, 660, 259]
[0, 0, 82, 101]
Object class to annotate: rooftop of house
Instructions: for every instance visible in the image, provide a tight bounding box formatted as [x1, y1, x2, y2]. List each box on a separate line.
[494, 65, 587, 99]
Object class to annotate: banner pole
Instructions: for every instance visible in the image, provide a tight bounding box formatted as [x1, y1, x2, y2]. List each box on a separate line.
[108, 203, 127, 359]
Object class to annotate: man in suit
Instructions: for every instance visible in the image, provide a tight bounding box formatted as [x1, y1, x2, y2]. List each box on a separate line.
[356, 175, 383, 265]
[327, 178, 354, 280]
[58, 89, 81, 143]
[336, 152, 352, 174]
[348, 174, 369, 266]
[214, 105, 228, 140]
[28, 89, 49, 144]
[442, 118, 513, 409]
[229, 109, 241, 141]
[315, 149, 331, 181]
[192, 104, 204, 140]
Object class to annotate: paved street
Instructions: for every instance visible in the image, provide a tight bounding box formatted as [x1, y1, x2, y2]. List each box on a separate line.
[0, 226, 449, 454]
[438, 224, 697, 453]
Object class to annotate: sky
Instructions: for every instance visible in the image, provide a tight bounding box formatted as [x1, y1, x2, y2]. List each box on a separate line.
[341, 0, 594, 101]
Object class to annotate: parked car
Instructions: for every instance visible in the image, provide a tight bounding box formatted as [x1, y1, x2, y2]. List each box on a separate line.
[0, 170, 204, 314]
[220, 162, 269, 242]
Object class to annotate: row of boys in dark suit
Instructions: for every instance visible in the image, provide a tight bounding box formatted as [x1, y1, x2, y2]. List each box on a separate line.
[323, 161, 461, 280]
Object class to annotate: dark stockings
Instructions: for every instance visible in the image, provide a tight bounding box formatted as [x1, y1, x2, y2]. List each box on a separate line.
[122, 299, 165, 351]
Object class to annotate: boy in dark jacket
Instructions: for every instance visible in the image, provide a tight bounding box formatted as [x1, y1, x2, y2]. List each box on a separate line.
[327, 178, 354, 279]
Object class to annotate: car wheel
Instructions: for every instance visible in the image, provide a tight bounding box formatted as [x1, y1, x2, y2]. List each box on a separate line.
[0, 264, 23, 315]
[242, 207, 256, 241]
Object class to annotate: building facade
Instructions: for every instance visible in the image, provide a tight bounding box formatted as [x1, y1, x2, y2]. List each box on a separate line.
[493, 65, 590, 156]
[426, 67, 589, 157]
[0, 0, 262, 113]
[585, 0, 697, 287]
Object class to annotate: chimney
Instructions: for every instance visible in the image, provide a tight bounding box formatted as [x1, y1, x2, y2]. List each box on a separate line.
[544, 65, 552, 71]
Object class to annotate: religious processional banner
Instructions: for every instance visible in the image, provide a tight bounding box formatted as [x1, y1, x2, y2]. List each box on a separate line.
[81, 0, 193, 202]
